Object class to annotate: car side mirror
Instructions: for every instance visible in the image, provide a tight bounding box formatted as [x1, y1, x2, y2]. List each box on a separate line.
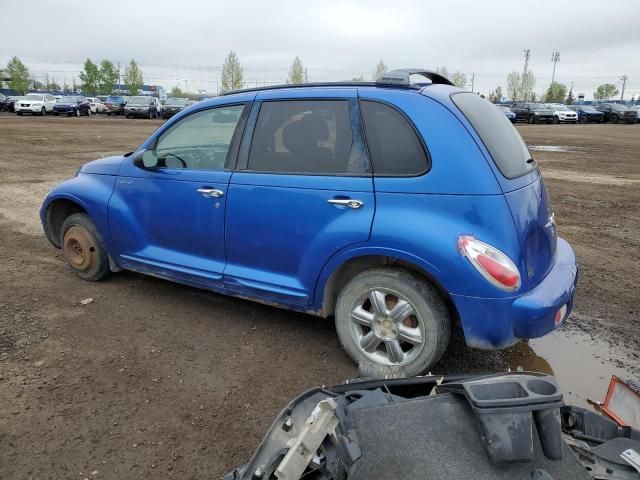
[132, 149, 159, 169]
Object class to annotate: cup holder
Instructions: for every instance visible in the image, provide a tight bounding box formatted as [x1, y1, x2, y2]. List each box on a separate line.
[527, 379, 558, 396]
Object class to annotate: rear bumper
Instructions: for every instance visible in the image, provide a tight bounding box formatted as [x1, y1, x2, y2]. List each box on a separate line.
[451, 237, 578, 349]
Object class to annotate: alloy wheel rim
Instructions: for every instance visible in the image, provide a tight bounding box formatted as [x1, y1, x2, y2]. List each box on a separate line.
[348, 288, 426, 367]
[63, 226, 96, 272]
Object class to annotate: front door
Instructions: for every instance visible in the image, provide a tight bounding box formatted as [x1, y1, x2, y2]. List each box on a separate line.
[110, 104, 248, 286]
[224, 94, 374, 306]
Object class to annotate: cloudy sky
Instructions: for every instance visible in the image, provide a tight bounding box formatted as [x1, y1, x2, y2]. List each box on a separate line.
[2, 0, 639, 99]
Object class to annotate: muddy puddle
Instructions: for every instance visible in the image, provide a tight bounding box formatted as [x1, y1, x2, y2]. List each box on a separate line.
[503, 329, 637, 408]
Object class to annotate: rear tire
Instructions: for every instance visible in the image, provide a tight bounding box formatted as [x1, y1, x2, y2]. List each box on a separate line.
[553, 116, 559, 124]
[41, 107, 46, 116]
[528, 115, 534, 124]
[60, 213, 110, 282]
[610, 114, 618, 124]
[335, 268, 451, 377]
[580, 116, 587, 124]
[75, 108, 80, 118]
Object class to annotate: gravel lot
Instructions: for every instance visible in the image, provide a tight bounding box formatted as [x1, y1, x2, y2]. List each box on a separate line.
[0, 114, 638, 479]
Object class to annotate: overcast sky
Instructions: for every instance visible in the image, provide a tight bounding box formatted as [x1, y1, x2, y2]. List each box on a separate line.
[2, 0, 639, 99]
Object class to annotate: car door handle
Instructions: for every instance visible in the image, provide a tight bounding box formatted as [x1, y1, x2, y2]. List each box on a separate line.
[197, 188, 224, 198]
[327, 198, 364, 209]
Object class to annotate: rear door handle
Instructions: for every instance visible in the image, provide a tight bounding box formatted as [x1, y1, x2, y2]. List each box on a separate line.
[327, 198, 364, 209]
[197, 188, 224, 198]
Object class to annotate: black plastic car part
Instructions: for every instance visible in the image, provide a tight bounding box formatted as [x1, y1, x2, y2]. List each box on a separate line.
[438, 373, 564, 463]
[375, 69, 455, 87]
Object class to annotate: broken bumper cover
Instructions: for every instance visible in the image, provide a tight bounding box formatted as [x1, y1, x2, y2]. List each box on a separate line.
[452, 237, 578, 349]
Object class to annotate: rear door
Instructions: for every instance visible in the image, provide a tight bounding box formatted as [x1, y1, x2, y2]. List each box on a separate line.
[224, 91, 374, 306]
[110, 104, 249, 285]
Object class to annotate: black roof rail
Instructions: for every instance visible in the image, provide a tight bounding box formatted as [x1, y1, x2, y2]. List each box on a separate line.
[376, 69, 454, 87]
[220, 81, 422, 96]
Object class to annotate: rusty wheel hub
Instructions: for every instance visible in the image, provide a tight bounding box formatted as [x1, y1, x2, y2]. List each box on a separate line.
[63, 226, 96, 272]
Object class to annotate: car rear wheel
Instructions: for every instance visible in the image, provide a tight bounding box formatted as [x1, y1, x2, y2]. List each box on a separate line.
[61, 213, 109, 282]
[580, 116, 587, 124]
[335, 268, 451, 377]
[528, 114, 534, 124]
[610, 114, 618, 124]
[41, 107, 46, 116]
[86, 107, 91, 116]
[75, 108, 80, 117]
[553, 116, 559, 124]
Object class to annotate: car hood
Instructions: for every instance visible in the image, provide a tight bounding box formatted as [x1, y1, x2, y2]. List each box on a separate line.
[79, 155, 126, 175]
[55, 103, 77, 107]
[21, 99, 43, 104]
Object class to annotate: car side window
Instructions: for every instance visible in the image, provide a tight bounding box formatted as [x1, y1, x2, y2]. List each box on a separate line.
[154, 104, 245, 171]
[247, 100, 365, 175]
[360, 100, 429, 176]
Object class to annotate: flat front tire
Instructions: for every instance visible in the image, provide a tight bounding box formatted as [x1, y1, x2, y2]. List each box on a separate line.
[335, 268, 451, 377]
[60, 213, 109, 281]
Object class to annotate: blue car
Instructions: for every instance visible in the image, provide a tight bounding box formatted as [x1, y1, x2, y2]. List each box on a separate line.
[40, 69, 578, 376]
[53, 96, 92, 117]
[497, 104, 517, 123]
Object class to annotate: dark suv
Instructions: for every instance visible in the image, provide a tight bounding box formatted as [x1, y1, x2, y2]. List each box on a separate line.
[596, 103, 638, 124]
[511, 102, 554, 124]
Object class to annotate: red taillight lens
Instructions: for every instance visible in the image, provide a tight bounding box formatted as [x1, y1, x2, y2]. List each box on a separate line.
[458, 235, 521, 291]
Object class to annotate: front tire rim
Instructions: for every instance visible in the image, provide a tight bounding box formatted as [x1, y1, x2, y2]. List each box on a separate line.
[63, 226, 97, 272]
[348, 288, 426, 367]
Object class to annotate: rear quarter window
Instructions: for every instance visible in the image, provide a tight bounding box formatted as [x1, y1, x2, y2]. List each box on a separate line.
[360, 100, 429, 176]
[451, 92, 535, 179]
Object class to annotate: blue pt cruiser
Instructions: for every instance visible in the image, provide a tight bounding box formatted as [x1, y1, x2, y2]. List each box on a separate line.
[41, 70, 578, 376]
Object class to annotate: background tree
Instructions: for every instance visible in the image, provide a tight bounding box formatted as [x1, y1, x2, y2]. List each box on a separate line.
[593, 83, 618, 101]
[33, 80, 46, 90]
[62, 81, 71, 93]
[287, 56, 305, 84]
[372, 59, 387, 80]
[450, 71, 467, 88]
[565, 87, 575, 105]
[521, 71, 536, 101]
[489, 86, 503, 103]
[72, 78, 77, 93]
[123, 59, 143, 95]
[352, 75, 364, 82]
[435, 66, 449, 79]
[220, 51, 243, 93]
[169, 86, 184, 97]
[99, 60, 119, 95]
[49, 79, 61, 91]
[79, 58, 100, 95]
[545, 82, 567, 103]
[6, 56, 29, 94]
[506, 72, 521, 101]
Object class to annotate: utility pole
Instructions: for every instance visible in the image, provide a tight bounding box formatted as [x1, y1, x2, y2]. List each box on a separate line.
[304, 68, 308, 83]
[117, 62, 121, 93]
[620, 75, 628, 101]
[470, 73, 475, 93]
[550, 51, 560, 84]
[522, 49, 531, 101]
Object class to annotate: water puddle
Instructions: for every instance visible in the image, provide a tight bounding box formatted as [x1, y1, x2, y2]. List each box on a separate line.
[503, 329, 636, 408]
[529, 145, 582, 153]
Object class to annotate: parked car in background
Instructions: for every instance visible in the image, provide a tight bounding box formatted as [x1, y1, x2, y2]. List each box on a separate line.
[0, 93, 7, 110]
[96, 95, 108, 102]
[53, 96, 92, 117]
[85, 97, 105, 114]
[153, 97, 163, 117]
[511, 102, 554, 123]
[596, 103, 638, 123]
[124, 96, 158, 118]
[548, 104, 578, 124]
[629, 104, 640, 123]
[568, 104, 604, 123]
[41, 70, 578, 376]
[14, 93, 56, 116]
[104, 95, 128, 115]
[5, 96, 24, 112]
[496, 105, 516, 123]
[161, 97, 188, 118]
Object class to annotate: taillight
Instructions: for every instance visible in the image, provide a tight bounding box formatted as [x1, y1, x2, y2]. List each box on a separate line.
[458, 235, 521, 291]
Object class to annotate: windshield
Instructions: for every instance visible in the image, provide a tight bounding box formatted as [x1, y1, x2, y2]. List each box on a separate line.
[499, 106, 512, 112]
[106, 96, 124, 103]
[166, 97, 187, 106]
[550, 105, 568, 111]
[452, 92, 535, 179]
[24, 94, 43, 101]
[128, 96, 149, 104]
[58, 97, 77, 103]
[529, 104, 548, 111]
[581, 106, 598, 112]
[612, 104, 628, 111]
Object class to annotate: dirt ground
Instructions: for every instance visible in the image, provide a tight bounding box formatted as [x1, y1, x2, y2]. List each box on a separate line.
[0, 114, 638, 479]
